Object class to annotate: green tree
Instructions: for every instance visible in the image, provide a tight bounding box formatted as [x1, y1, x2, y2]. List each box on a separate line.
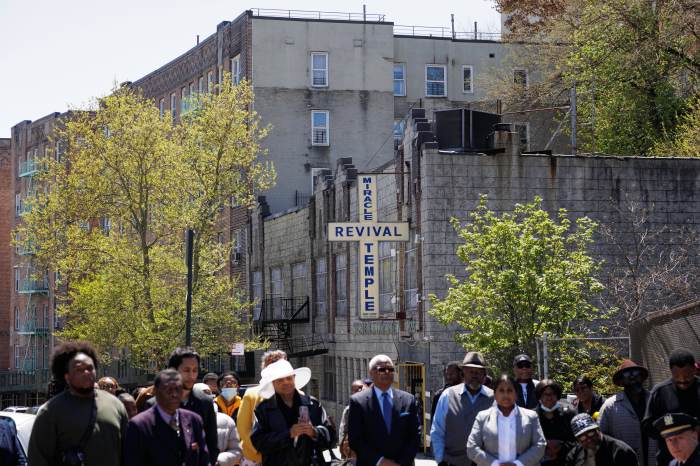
[429, 196, 605, 373]
[493, 0, 699, 156]
[14, 77, 275, 368]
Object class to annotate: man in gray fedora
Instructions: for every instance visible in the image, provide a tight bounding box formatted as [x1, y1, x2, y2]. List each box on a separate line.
[431, 352, 495, 466]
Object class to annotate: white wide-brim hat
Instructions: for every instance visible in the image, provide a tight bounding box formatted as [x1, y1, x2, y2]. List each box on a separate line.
[258, 359, 312, 399]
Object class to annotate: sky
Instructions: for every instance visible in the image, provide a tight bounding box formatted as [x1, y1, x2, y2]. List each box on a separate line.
[0, 0, 501, 138]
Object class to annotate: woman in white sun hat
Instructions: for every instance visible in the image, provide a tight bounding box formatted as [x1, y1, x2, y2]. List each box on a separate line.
[250, 359, 336, 466]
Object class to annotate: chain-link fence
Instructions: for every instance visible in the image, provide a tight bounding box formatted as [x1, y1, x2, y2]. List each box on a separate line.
[630, 300, 700, 385]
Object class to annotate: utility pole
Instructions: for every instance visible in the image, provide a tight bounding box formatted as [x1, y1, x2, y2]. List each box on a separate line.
[451, 14, 455, 39]
[570, 87, 577, 156]
[185, 228, 194, 346]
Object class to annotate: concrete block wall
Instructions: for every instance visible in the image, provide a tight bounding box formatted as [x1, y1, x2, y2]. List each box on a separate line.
[417, 147, 700, 388]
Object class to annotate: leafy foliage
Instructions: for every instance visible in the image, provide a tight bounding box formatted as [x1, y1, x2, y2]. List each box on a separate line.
[429, 196, 605, 373]
[14, 77, 274, 368]
[493, 0, 700, 156]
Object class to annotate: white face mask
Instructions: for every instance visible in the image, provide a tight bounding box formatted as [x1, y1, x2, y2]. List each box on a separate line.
[540, 402, 561, 413]
[221, 387, 237, 401]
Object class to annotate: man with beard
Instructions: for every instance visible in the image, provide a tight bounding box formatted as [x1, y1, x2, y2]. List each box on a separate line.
[28, 341, 128, 466]
[599, 360, 657, 466]
[566, 413, 638, 466]
[430, 361, 464, 422]
[643, 349, 700, 466]
[431, 352, 494, 466]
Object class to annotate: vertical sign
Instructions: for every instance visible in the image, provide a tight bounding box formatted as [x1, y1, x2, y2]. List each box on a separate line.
[328, 174, 409, 319]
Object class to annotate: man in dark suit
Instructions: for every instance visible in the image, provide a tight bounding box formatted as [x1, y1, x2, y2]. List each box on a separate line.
[348, 354, 420, 466]
[145, 347, 219, 460]
[514, 353, 539, 410]
[123, 369, 210, 466]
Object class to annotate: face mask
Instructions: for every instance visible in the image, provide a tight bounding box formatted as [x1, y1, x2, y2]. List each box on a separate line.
[540, 402, 561, 413]
[221, 387, 237, 401]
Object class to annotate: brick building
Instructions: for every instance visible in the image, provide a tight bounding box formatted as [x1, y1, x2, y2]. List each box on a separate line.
[0, 138, 11, 369]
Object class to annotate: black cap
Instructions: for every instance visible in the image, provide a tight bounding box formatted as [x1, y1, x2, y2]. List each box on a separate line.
[653, 413, 698, 438]
[571, 413, 599, 437]
[513, 354, 532, 365]
[202, 372, 218, 382]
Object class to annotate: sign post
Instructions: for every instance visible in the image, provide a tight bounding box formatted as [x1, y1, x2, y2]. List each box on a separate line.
[328, 174, 410, 319]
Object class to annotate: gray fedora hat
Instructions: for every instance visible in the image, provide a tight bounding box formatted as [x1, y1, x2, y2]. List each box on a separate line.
[462, 351, 487, 369]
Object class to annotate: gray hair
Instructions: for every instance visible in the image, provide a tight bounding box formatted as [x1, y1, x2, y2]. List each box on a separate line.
[368, 354, 393, 371]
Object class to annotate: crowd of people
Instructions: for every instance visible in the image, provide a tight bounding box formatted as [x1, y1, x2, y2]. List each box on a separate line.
[1, 341, 698, 466]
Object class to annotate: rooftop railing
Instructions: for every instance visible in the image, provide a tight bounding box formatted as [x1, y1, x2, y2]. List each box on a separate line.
[394, 25, 501, 41]
[250, 8, 387, 22]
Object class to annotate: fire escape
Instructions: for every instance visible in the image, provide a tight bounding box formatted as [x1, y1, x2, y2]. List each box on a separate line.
[254, 296, 328, 358]
[17, 156, 50, 371]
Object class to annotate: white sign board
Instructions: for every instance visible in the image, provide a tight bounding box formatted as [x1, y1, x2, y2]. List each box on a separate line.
[328, 174, 409, 319]
[230, 343, 245, 356]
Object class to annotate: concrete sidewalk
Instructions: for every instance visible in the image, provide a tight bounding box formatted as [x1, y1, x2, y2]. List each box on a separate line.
[325, 449, 437, 465]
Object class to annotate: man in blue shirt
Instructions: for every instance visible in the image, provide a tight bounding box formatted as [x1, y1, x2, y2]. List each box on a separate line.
[431, 352, 494, 466]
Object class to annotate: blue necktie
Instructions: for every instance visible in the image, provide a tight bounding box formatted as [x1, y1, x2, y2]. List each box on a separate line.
[381, 392, 392, 433]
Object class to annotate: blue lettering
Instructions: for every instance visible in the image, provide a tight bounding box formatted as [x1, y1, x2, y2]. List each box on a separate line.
[356, 227, 365, 236]
[383, 226, 391, 236]
[364, 254, 374, 265]
[364, 277, 374, 287]
[335, 226, 343, 236]
[364, 266, 374, 276]
[372, 226, 382, 236]
[362, 176, 373, 184]
[364, 213, 372, 220]
[346, 227, 353, 237]
[365, 301, 375, 311]
[364, 243, 374, 253]
[394, 226, 400, 235]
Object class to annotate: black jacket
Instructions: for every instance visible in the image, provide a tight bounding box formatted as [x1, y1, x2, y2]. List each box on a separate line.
[537, 404, 576, 466]
[145, 390, 219, 461]
[516, 379, 539, 410]
[565, 433, 639, 466]
[348, 387, 420, 466]
[251, 393, 334, 466]
[670, 443, 700, 466]
[576, 392, 605, 416]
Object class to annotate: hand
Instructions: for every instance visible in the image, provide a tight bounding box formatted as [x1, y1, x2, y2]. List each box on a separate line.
[289, 423, 316, 438]
[378, 459, 400, 466]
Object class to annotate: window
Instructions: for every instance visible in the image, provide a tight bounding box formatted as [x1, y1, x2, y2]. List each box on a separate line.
[292, 262, 306, 297]
[405, 245, 418, 311]
[14, 268, 19, 291]
[15, 194, 21, 217]
[379, 242, 397, 314]
[218, 66, 223, 87]
[323, 355, 336, 401]
[15, 346, 20, 369]
[14, 307, 19, 330]
[315, 258, 327, 316]
[231, 55, 241, 84]
[393, 63, 406, 96]
[181, 87, 188, 114]
[252, 271, 263, 319]
[159, 98, 165, 117]
[310, 52, 328, 87]
[311, 110, 329, 146]
[335, 254, 347, 316]
[170, 93, 177, 119]
[198, 76, 205, 94]
[43, 304, 48, 329]
[393, 119, 406, 147]
[426, 65, 447, 97]
[463, 65, 474, 93]
[270, 267, 283, 319]
[207, 71, 215, 93]
[514, 69, 528, 89]
[514, 123, 529, 151]
[55, 141, 63, 162]
[100, 217, 111, 235]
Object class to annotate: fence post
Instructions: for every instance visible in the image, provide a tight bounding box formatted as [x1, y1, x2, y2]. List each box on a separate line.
[543, 332, 549, 379]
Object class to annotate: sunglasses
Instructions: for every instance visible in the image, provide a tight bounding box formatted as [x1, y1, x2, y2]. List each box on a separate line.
[516, 362, 532, 369]
[374, 366, 395, 374]
[621, 369, 642, 379]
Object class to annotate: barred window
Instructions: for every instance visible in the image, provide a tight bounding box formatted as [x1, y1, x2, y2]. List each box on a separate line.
[311, 110, 329, 146]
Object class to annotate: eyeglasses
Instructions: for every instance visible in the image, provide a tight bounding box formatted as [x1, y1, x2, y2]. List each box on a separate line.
[577, 430, 598, 441]
[374, 366, 395, 373]
[516, 362, 532, 369]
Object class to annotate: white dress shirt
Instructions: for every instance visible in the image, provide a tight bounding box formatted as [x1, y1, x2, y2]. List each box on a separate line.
[492, 406, 524, 466]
